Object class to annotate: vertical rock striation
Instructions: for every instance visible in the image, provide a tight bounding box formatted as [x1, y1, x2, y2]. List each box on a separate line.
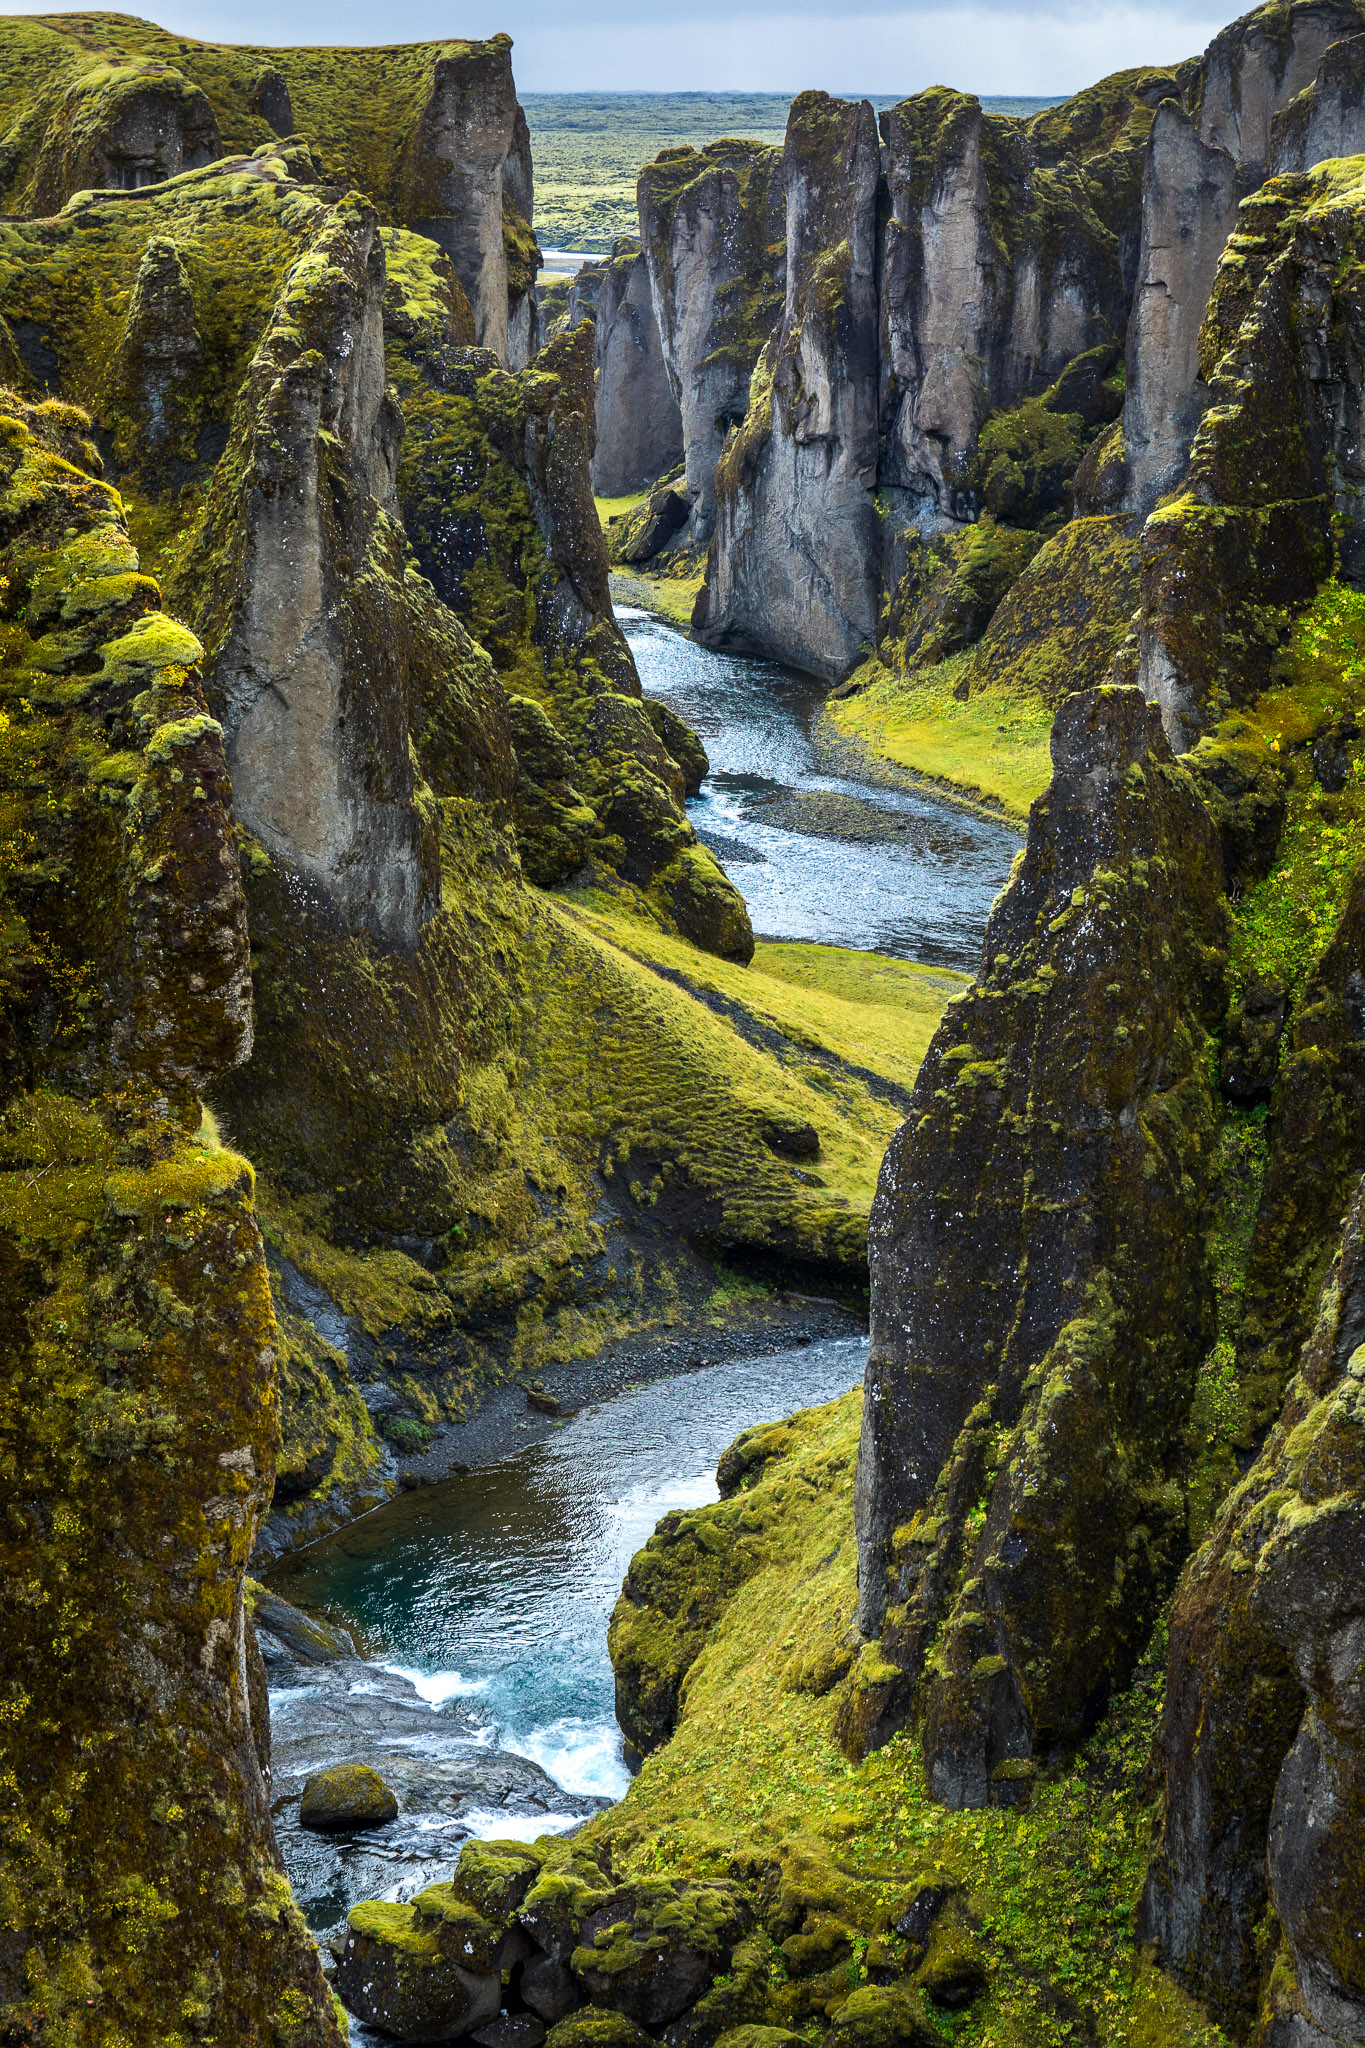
[590, 239, 683, 497]
[697, 96, 881, 676]
[849, 687, 1227, 1787]
[637, 139, 784, 542]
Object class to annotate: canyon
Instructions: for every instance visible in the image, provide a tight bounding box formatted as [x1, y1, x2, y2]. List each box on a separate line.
[0, 5, 1364, 2048]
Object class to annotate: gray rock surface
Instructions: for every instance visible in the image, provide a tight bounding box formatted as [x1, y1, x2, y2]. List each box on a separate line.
[1122, 102, 1239, 519]
[590, 240, 682, 497]
[269, 1659, 606, 1939]
[206, 196, 437, 946]
[1270, 28, 1365, 171]
[638, 140, 784, 537]
[404, 42, 527, 363]
[698, 95, 881, 678]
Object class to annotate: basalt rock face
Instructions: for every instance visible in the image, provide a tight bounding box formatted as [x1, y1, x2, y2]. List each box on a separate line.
[697, 69, 1159, 675]
[698, 96, 881, 677]
[1134, 158, 1365, 753]
[1123, 0, 1365, 518]
[850, 688, 1228, 1789]
[0, 14, 541, 368]
[0, 391, 342, 2041]
[590, 238, 683, 497]
[388, 299, 748, 954]
[637, 140, 784, 540]
[1272, 27, 1365, 169]
[1141, 1173, 1365, 2039]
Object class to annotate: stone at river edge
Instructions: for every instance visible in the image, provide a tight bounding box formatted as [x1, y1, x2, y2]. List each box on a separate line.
[849, 686, 1228, 1787]
[0, 393, 340, 2039]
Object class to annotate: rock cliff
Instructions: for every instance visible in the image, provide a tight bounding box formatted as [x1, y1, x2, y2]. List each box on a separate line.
[0, 13, 541, 367]
[589, 238, 683, 497]
[636, 139, 784, 541]
[0, 390, 342, 2043]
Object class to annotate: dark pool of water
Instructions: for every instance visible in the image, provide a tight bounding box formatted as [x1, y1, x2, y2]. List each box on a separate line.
[272, 1336, 867, 1804]
[620, 606, 1019, 970]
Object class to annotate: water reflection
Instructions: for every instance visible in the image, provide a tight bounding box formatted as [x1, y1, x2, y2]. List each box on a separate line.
[620, 607, 1019, 969]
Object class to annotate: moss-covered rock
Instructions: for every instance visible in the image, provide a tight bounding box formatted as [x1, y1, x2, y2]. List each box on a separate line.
[300, 1763, 399, 1831]
[0, 389, 341, 2041]
[334, 1889, 504, 2041]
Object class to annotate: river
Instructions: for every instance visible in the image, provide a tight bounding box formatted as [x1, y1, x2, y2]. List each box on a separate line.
[619, 605, 1018, 967]
[265, 611, 1017, 1992]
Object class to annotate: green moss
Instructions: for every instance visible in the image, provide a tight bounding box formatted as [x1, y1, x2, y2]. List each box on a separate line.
[825, 656, 1051, 821]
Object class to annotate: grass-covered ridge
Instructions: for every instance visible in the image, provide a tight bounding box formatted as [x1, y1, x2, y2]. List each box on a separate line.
[822, 657, 1053, 822]
[483, 1395, 1229, 2048]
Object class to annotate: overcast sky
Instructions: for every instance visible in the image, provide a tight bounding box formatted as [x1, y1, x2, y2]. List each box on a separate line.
[18, 0, 1233, 93]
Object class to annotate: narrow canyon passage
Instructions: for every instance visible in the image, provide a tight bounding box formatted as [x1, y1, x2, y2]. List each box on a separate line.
[264, 613, 1017, 1999]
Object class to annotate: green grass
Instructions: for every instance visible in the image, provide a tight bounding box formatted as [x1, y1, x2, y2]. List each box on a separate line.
[589, 1393, 1228, 2048]
[825, 654, 1054, 820]
[595, 490, 650, 525]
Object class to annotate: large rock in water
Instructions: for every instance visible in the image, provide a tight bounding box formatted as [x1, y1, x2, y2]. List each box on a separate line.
[849, 686, 1228, 1787]
[300, 1763, 400, 1831]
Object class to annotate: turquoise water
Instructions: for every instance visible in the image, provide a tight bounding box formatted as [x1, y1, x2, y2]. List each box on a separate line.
[271, 1336, 868, 1800]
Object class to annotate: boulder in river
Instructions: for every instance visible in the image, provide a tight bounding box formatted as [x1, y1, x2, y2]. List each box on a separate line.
[545, 2013, 657, 2048]
[300, 1763, 400, 1832]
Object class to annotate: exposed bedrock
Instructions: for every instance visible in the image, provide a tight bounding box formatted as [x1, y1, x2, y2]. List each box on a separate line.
[196, 197, 437, 947]
[876, 91, 1131, 526]
[697, 95, 881, 677]
[0, 391, 341, 2044]
[1192, 0, 1365, 176]
[1141, 1166, 1365, 2040]
[590, 238, 683, 497]
[399, 39, 529, 365]
[1124, 0, 1365, 517]
[849, 686, 1228, 1788]
[638, 139, 784, 538]
[1133, 158, 1365, 752]
[1271, 28, 1365, 170]
[1122, 102, 1239, 520]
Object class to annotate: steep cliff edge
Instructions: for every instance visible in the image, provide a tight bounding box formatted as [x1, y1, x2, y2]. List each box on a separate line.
[0, 13, 540, 365]
[0, 392, 341, 2042]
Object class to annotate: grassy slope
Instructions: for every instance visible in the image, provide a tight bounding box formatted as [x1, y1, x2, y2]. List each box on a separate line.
[824, 654, 1054, 822]
[588, 1394, 1228, 2048]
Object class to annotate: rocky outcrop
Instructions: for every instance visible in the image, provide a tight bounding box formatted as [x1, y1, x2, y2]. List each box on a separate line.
[1122, 103, 1240, 519]
[698, 96, 881, 677]
[850, 688, 1227, 1785]
[1134, 158, 1365, 751]
[0, 390, 341, 2042]
[28, 55, 220, 210]
[0, 17, 541, 370]
[193, 191, 439, 947]
[1141, 1170, 1365, 2038]
[1270, 27, 1365, 170]
[590, 238, 683, 496]
[1124, 0, 1365, 517]
[637, 140, 784, 540]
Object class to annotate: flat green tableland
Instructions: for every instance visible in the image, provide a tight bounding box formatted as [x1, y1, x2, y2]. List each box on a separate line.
[524, 92, 1062, 251]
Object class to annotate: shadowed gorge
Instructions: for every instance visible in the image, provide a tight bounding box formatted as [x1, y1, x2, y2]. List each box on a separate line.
[3, 3, 1365, 2047]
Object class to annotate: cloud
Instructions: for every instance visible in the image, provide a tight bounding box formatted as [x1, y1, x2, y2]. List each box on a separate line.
[14, 0, 1233, 94]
